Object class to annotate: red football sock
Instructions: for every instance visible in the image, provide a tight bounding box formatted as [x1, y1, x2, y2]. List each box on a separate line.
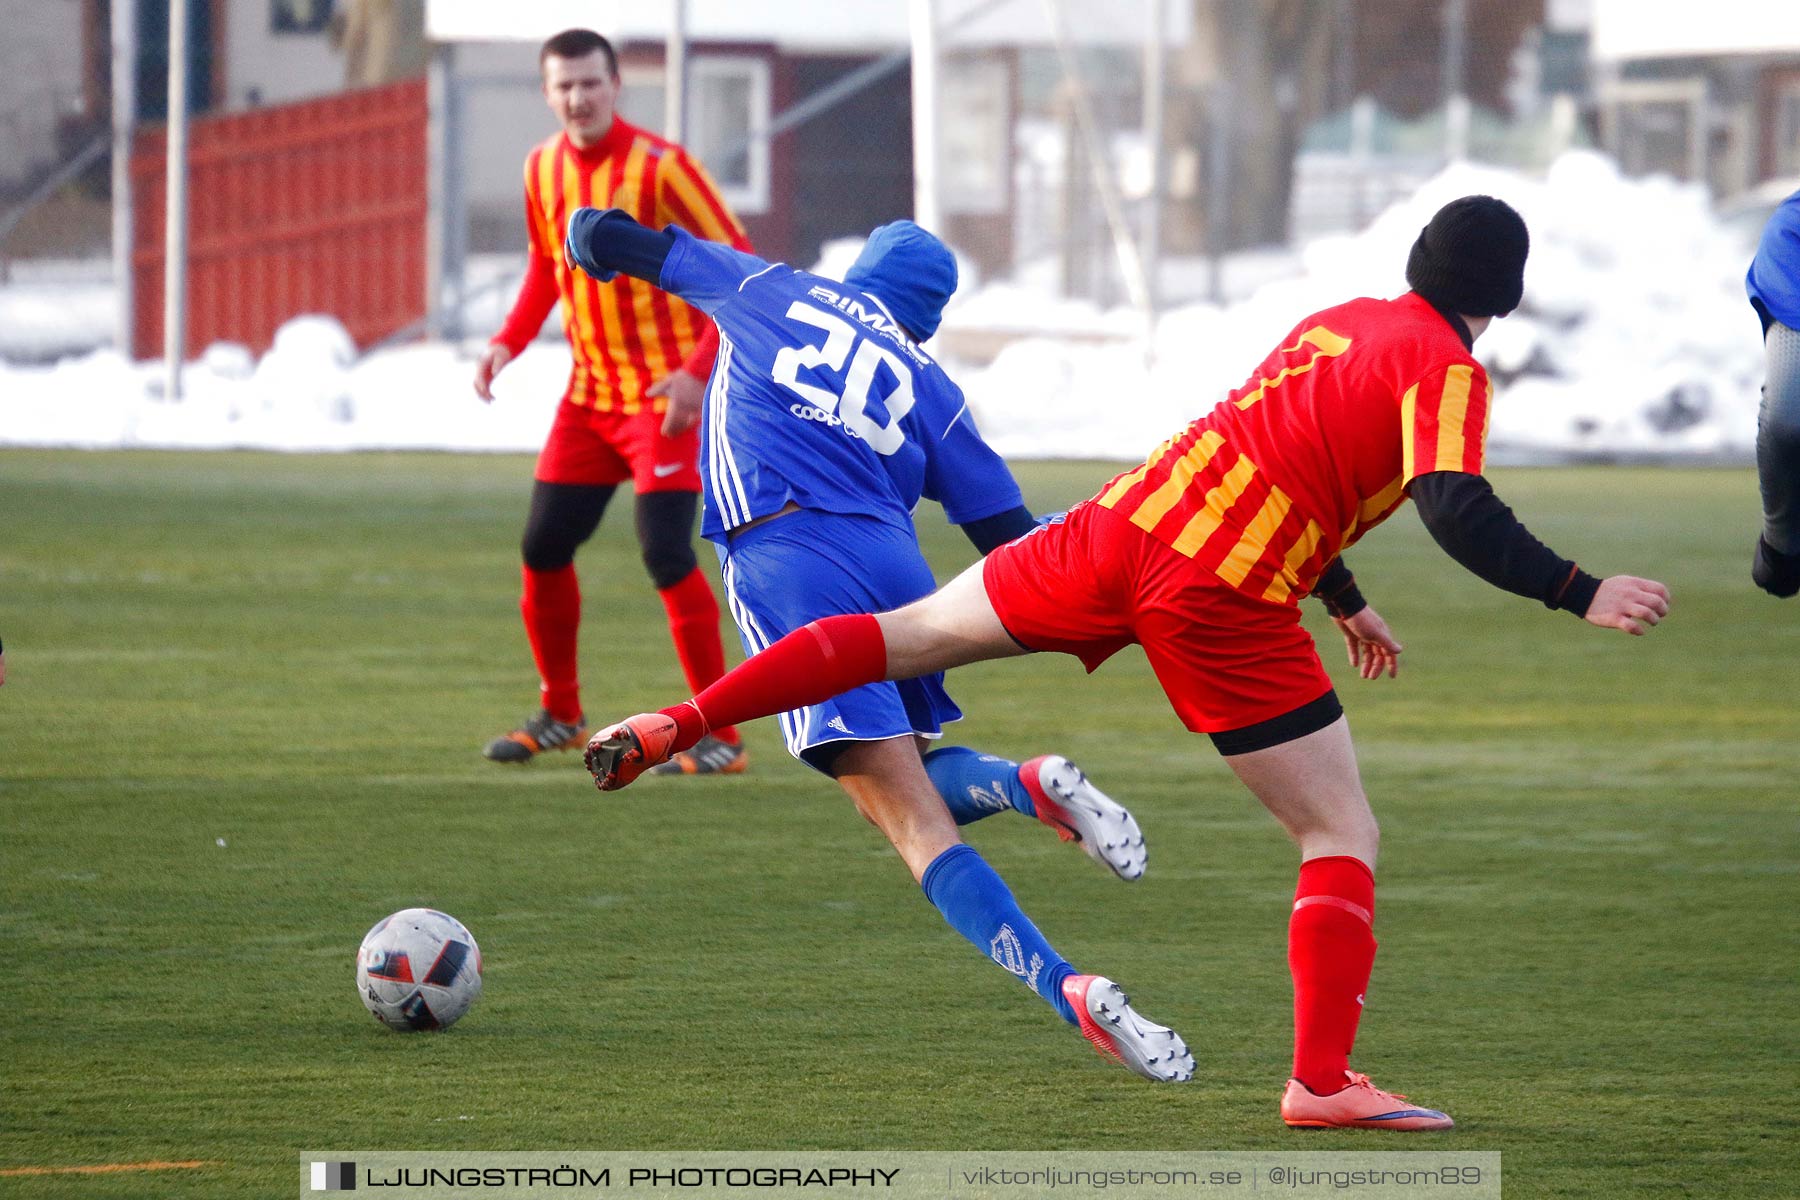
[1289, 854, 1377, 1095]
[658, 614, 886, 752]
[521, 565, 583, 722]
[656, 568, 739, 745]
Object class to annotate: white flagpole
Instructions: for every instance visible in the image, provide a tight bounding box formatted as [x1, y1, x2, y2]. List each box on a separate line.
[909, 0, 941, 233]
[111, 0, 137, 360]
[666, 0, 688, 143]
[162, 0, 190, 399]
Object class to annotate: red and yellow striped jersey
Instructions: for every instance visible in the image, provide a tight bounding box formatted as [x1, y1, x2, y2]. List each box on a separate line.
[1095, 292, 1493, 605]
[496, 118, 751, 413]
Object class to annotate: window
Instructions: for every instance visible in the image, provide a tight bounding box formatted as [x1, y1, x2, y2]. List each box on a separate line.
[272, 0, 334, 34]
[687, 57, 773, 215]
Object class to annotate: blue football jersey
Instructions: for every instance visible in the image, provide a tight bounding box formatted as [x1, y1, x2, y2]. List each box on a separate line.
[1748, 189, 1800, 329]
[658, 229, 1025, 543]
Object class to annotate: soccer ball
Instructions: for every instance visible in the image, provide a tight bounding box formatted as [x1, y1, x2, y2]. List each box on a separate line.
[355, 908, 483, 1032]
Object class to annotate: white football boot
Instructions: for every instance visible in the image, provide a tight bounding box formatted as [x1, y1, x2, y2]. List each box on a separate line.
[1062, 974, 1195, 1082]
[1019, 755, 1148, 881]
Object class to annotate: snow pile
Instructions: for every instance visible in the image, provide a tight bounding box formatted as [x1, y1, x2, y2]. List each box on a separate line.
[0, 317, 566, 453]
[0, 259, 116, 365]
[0, 249, 579, 453]
[0, 152, 1767, 460]
[953, 151, 1765, 461]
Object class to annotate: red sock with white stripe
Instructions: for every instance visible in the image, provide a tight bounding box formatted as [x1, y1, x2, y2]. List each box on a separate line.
[658, 614, 886, 751]
[1289, 854, 1377, 1095]
[521, 565, 582, 723]
[656, 568, 739, 745]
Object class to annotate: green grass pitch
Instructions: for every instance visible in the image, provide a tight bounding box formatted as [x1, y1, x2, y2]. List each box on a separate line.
[1, 450, 1794, 1197]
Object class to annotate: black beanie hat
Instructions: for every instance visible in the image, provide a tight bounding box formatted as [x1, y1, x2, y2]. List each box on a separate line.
[1404, 195, 1530, 317]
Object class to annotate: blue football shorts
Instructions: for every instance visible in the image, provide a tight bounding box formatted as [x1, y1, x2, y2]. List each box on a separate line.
[715, 507, 962, 772]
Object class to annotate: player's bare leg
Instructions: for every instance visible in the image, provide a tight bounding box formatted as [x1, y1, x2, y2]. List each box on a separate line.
[1225, 716, 1378, 867]
[874, 560, 1030, 678]
[587, 562, 1026, 789]
[1225, 715, 1452, 1130]
[827, 736, 1191, 1082]
[831, 737, 962, 880]
[870, 580, 1150, 878]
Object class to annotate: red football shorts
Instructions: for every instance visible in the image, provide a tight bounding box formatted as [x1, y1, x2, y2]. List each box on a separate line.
[534, 400, 702, 493]
[981, 500, 1333, 734]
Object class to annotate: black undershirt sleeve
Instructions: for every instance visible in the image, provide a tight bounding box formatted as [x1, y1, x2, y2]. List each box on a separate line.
[565, 208, 677, 285]
[1312, 557, 1367, 619]
[1409, 471, 1601, 616]
[958, 505, 1038, 556]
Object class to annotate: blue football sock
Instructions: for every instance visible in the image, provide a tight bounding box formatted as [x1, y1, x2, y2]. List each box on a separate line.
[920, 843, 1076, 1025]
[922, 745, 1036, 825]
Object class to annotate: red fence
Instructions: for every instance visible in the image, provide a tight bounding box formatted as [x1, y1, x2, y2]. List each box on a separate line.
[131, 79, 428, 360]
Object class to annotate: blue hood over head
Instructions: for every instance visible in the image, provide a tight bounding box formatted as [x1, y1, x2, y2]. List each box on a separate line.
[841, 221, 958, 340]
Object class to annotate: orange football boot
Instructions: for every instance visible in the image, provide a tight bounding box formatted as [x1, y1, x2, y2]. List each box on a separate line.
[483, 709, 587, 764]
[584, 712, 681, 791]
[1281, 1070, 1454, 1131]
[647, 733, 748, 778]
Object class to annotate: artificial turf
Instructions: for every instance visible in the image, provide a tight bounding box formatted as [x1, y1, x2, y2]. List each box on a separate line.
[0, 451, 1793, 1197]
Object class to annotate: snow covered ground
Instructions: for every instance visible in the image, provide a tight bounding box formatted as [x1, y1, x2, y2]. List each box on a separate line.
[0, 152, 1768, 462]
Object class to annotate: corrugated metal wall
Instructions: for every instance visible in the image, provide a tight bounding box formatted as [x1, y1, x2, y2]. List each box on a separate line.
[131, 78, 427, 360]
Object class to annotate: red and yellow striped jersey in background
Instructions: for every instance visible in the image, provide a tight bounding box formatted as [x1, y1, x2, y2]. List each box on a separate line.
[494, 117, 752, 413]
[1095, 291, 1493, 605]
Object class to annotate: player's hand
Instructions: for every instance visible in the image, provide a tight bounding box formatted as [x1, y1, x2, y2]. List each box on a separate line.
[1584, 575, 1671, 636]
[473, 344, 513, 403]
[1333, 607, 1402, 680]
[652, 369, 706, 436]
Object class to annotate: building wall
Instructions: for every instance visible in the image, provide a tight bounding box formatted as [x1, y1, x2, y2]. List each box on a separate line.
[203, 21, 1007, 281]
[776, 55, 912, 268]
[218, 0, 347, 110]
[455, 44, 1010, 273]
[454, 40, 797, 261]
[1605, 53, 1800, 197]
[451, 40, 561, 253]
[0, 0, 88, 196]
